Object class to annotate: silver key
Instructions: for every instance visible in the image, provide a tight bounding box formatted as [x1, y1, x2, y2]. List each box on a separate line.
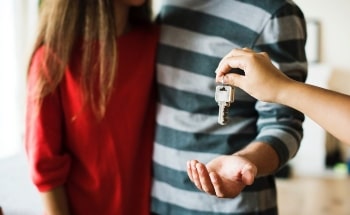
[215, 84, 234, 125]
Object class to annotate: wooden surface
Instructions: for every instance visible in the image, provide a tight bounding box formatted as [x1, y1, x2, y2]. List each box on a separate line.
[277, 176, 350, 215]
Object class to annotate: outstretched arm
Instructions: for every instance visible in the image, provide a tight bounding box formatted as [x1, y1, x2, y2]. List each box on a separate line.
[187, 48, 350, 198]
[215, 48, 350, 145]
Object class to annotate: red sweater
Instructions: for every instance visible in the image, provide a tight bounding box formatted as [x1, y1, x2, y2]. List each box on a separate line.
[25, 26, 158, 214]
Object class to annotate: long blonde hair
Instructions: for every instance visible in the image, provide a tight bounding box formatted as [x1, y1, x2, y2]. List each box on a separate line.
[29, 0, 152, 118]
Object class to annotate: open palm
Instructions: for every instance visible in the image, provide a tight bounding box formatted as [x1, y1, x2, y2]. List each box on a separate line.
[187, 155, 257, 198]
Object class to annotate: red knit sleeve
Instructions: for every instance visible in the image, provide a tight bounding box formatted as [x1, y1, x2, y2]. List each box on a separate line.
[25, 47, 71, 192]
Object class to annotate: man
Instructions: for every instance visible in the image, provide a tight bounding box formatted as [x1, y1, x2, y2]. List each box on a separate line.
[152, 1, 307, 214]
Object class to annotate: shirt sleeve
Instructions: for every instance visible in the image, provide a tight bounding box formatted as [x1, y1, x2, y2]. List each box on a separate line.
[252, 2, 307, 168]
[25, 47, 71, 192]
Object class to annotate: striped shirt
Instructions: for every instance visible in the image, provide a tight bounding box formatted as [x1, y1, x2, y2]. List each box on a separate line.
[152, 0, 307, 214]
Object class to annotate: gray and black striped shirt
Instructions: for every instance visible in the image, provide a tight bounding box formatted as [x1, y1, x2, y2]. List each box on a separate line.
[152, 0, 307, 214]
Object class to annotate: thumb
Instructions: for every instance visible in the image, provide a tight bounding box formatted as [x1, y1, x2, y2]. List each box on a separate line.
[241, 163, 257, 185]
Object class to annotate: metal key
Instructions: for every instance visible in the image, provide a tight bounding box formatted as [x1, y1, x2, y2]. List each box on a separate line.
[215, 84, 235, 125]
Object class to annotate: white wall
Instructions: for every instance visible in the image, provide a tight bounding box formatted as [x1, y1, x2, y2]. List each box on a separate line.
[0, 0, 38, 158]
[294, 0, 350, 94]
[292, 0, 350, 175]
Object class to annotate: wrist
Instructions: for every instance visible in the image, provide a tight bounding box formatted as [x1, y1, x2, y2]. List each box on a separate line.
[233, 142, 279, 177]
[274, 77, 296, 105]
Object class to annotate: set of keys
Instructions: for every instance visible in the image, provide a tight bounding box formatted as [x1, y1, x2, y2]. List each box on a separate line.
[215, 83, 234, 125]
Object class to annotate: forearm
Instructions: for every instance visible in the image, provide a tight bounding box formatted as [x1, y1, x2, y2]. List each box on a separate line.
[234, 141, 279, 177]
[41, 186, 70, 215]
[278, 80, 350, 145]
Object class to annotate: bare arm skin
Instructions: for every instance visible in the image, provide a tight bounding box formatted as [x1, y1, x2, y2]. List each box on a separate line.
[215, 48, 350, 145]
[187, 48, 350, 198]
[41, 186, 70, 215]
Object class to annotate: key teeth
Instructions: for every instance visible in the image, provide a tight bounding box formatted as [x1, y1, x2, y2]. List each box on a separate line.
[215, 84, 234, 125]
[218, 119, 228, 125]
[224, 106, 229, 123]
[218, 105, 230, 125]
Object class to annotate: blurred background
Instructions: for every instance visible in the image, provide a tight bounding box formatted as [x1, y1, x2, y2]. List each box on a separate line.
[1, 0, 350, 214]
[0, 0, 42, 214]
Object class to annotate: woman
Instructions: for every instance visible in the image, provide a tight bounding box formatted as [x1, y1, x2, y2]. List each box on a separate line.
[25, 0, 158, 214]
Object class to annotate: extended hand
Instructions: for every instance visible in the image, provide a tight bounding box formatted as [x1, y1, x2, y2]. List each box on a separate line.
[187, 155, 257, 198]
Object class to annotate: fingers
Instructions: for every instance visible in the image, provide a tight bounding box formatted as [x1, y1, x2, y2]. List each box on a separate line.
[187, 160, 216, 195]
[215, 49, 249, 85]
[187, 160, 194, 181]
[209, 172, 226, 198]
[186, 160, 204, 191]
[221, 73, 244, 88]
[215, 48, 269, 86]
[196, 163, 216, 194]
[215, 50, 245, 76]
[187, 160, 202, 189]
